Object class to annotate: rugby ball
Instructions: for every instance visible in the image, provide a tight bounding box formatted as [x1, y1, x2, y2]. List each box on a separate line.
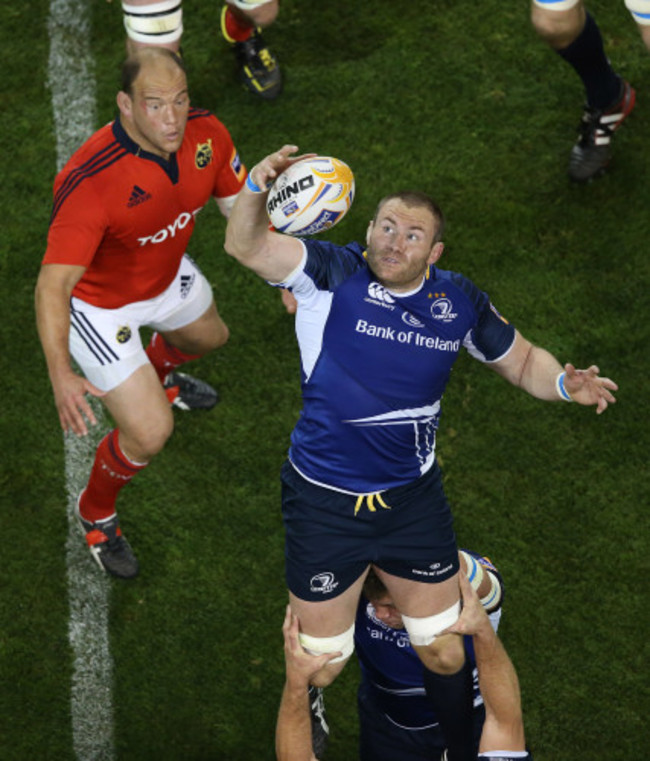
[266, 156, 355, 236]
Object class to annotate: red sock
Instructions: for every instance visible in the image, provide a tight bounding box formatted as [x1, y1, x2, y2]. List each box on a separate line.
[145, 331, 203, 384]
[79, 430, 148, 522]
[223, 5, 253, 42]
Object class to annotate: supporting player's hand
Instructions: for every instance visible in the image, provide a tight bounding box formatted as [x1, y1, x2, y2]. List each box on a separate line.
[249, 145, 317, 193]
[282, 606, 341, 690]
[444, 572, 492, 638]
[52, 369, 106, 437]
[563, 363, 618, 414]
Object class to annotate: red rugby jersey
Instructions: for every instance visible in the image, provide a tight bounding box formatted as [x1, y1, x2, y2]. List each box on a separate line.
[44, 108, 246, 308]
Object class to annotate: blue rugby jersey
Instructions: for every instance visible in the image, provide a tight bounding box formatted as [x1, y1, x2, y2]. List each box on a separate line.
[277, 239, 515, 494]
[354, 552, 502, 730]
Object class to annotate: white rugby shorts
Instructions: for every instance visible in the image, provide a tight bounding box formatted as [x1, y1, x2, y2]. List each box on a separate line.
[69, 254, 213, 391]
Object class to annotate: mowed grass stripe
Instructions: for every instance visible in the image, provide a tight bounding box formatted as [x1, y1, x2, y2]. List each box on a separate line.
[48, 1, 115, 758]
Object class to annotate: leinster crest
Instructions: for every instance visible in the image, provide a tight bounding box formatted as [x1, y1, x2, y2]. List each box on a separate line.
[195, 138, 213, 169]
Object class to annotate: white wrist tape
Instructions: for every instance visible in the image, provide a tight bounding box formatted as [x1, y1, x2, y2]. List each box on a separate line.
[555, 371, 573, 401]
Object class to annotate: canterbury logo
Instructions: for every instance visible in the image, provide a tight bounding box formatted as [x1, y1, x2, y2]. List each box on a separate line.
[367, 281, 395, 304]
[127, 185, 152, 208]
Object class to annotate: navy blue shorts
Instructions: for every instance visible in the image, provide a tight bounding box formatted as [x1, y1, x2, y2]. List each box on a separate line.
[281, 460, 459, 601]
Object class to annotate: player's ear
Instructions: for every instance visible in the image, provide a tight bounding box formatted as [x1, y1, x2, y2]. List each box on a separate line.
[428, 241, 444, 265]
[365, 220, 374, 246]
[116, 90, 132, 118]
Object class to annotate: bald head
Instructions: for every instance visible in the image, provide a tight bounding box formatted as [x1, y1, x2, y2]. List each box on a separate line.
[121, 47, 186, 97]
[116, 46, 190, 160]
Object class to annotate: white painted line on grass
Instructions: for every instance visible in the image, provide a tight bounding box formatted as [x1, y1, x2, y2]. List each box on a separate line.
[47, 2, 115, 759]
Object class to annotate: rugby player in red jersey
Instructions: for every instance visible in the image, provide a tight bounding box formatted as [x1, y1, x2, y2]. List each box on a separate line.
[36, 47, 245, 578]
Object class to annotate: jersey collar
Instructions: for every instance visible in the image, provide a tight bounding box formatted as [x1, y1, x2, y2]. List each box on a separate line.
[363, 251, 435, 299]
[112, 116, 180, 183]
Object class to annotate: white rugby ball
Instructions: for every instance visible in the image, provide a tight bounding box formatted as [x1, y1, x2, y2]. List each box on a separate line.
[266, 156, 355, 236]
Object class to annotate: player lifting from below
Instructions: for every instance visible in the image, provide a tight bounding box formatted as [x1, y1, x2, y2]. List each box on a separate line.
[35, 48, 248, 579]
[224, 145, 616, 760]
[445, 571, 532, 761]
[277, 551, 515, 761]
[354, 552, 508, 761]
[531, 0, 640, 182]
[122, 0, 282, 99]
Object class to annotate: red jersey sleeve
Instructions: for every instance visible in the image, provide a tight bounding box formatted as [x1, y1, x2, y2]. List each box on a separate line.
[43, 167, 109, 268]
[206, 115, 247, 200]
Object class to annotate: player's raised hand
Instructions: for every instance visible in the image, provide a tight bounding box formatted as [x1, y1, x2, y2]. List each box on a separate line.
[52, 369, 105, 437]
[563, 363, 618, 414]
[249, 145, 317, 190]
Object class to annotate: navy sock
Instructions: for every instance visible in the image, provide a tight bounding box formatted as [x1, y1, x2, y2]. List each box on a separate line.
[422, 659, 475, 761]
[557, 12, 621, 109]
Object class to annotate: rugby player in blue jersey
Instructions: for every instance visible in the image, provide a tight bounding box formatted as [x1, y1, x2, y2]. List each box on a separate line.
[226, 145, 616, 761]
[277, 557, 529, 761]
[355, 551, 505, 761]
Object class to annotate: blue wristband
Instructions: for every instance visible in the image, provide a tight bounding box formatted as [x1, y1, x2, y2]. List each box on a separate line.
[555, 371, 573, 402]
[246, 174, 265, 193]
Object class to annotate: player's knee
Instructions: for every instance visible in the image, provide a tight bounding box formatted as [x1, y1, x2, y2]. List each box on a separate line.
[122, 0, 183, 48]
[142, 423, 174, 459]
[402, 602, 466, 673]
[639, 23, 650, 51]
[211, 320, 230, 351]
[626, 0, 650, 33]
[227, 0, 278, 27]
[177, 318, 229, 355]
[127, 410, 174, 460]
[421, 634, 466, 675]
[299, 624, 355, 686]
[531, 0, 583, 46]
[193, 320, 229, 354]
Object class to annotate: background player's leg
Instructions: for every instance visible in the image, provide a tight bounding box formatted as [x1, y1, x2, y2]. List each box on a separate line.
[77, 363, 173, 578]
[149, 300, 229, 411]
[531, 1, 634, 181]
[122, 0, 183, 53]
[221, 0, 282, 98]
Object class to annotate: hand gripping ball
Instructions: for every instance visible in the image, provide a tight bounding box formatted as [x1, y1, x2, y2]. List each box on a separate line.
[266, 156, 355, 236]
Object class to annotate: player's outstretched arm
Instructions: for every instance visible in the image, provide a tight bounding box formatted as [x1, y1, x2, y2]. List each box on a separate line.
[276, 606, 339, 761]
[446, 573, 526, 755]
[490, 331, 617, 414]
[224, 145, 314, 284]
[35, 263, 105, 436]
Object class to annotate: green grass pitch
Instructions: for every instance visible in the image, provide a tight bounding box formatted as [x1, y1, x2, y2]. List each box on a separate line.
[1, 0, 648, 758]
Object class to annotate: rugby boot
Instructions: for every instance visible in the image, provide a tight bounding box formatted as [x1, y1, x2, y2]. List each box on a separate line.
[163, 371, 219, 411]
[569, 79, 636, 182]
[75, 494, 139, 579]
[221, 6, 282, 99]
